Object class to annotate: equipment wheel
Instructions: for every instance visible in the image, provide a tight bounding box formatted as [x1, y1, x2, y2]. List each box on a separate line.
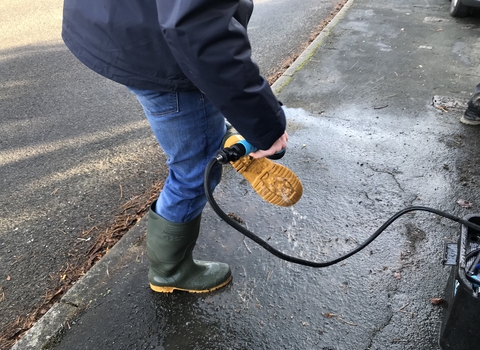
[450, 0, 472, 17]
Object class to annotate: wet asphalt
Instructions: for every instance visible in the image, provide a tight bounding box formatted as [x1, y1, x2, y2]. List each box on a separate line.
[13, 0, 480, 349]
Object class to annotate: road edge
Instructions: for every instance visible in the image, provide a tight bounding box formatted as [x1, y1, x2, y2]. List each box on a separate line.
[271, 0, 355, 95]
[10, 218, 148, 350]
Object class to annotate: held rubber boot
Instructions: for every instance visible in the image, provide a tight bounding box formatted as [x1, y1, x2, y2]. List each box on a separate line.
[147, 203, 232, 293]
[222, 124, 303, 207]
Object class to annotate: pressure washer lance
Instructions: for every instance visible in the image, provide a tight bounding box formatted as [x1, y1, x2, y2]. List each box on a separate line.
[205, 139, 480, 268]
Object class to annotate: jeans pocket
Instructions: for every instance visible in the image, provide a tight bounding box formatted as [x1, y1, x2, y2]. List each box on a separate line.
[148, 92, 179, 116]
[129, 88, 179, 116]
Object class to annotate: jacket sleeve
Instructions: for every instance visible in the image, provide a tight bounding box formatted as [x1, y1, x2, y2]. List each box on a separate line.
[156, 0, 286, 150]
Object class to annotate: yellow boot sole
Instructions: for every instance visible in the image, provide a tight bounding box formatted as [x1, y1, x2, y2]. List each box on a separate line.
[224, 134, 303, 206]
[149, 275, 232, 293]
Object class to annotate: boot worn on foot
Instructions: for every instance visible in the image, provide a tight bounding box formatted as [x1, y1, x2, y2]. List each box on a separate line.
[461, 87, 480, 125]
[147, 204, 232, 293]
[223, 126, 303, 207]
[461, 103, 480, 125]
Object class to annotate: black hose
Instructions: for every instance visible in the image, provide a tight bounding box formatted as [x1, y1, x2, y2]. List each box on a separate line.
[204, 157, 480, 267]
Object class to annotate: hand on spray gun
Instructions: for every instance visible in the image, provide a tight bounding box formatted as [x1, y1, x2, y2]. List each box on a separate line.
[216, 128, 302, 206]
[249, 131, 288, 160]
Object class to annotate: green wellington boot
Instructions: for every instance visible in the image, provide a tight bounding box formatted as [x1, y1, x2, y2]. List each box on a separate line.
[146, 203, 232, 293]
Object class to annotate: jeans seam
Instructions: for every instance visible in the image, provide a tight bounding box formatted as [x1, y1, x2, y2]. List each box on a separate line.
[183, 92, 207, 221]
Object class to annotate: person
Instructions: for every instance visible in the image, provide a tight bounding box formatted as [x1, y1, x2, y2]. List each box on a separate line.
[461, 83, 480, 125]
[62, 0, 288, 293]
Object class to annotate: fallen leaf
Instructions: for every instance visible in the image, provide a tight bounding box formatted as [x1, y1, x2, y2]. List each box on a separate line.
[457, 199, 472, 209]
[430, 298, 444, 305]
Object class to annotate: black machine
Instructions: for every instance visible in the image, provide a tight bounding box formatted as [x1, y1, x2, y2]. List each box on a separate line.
[440, 214, 480, 350]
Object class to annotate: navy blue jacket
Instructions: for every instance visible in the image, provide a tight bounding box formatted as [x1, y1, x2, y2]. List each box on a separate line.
[62, 0, 286, 150]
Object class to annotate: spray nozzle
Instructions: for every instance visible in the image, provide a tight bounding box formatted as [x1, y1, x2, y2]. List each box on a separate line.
[215, 143, 248, 164]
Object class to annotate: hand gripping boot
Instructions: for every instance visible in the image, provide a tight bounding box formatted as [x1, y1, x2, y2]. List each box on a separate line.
[223, 125, 303, 207]
[147, 203, 232, 293]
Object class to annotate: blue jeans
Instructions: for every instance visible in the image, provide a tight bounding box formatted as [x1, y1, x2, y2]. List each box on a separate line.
[128, 87, 225, 223]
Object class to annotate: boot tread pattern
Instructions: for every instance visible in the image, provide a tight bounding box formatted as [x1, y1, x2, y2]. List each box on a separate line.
[231, 156, 303, 206]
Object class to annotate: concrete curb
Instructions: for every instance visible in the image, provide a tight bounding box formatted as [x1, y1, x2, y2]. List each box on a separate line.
[10, 2, 356, 349]
[271, 0, 355, 95]
[11, 218, 148, 350]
